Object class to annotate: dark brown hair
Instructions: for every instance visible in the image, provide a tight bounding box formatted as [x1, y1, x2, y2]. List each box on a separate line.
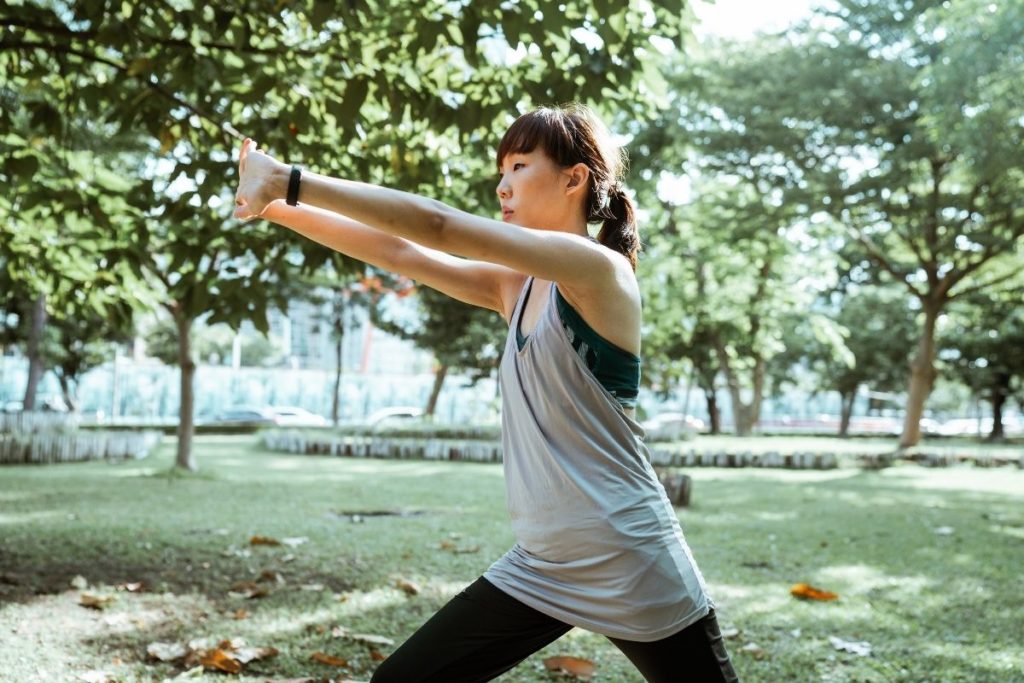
[496, 104, 640, 270]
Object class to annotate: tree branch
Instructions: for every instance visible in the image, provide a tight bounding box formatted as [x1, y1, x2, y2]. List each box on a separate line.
[947, 268, 1023, 302]
[923, 158, 944, 266]
[850, 227, 924, 298]
[2, 39, 243, 144]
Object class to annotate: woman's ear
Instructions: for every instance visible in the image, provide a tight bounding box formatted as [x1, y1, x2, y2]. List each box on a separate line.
[564, 163, 591, 197]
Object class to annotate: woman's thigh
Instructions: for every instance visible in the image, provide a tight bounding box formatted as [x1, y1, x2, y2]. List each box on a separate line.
[370, 576, 573, 683]
[608, 609, 739, 683]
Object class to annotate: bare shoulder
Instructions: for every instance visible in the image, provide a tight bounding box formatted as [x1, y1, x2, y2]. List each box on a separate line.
[556, 251, 642, 355]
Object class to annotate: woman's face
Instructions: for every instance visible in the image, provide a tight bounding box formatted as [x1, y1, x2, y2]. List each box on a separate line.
[495, 149, 577, 231]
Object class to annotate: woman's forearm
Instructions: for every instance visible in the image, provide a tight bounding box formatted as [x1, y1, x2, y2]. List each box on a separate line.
[262, 163, 451, 252]
[262, 200, 411, 273]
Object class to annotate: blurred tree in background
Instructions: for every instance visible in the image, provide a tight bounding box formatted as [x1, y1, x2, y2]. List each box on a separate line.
[1, 0, 691, 468]
[636, 0, 1023, 445]
[3, 0, 1021, 460]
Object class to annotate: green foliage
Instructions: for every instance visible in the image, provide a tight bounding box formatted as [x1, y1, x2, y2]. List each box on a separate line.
[775, 286, 918, 399]
[3, 0, 690, 458]
[941, 289, 1024, 415]
[374, 286, 506, 382]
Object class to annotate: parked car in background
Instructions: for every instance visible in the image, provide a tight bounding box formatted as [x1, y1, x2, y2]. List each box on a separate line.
[364, 406, 423, 430]
[642, 412, 705, 442]
[268, 406, 328, 427]
[204, 406, 328, 428]
[206, 407, 277, 426]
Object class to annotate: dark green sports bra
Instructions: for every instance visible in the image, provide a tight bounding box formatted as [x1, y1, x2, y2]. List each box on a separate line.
[515, 282, 640, 409]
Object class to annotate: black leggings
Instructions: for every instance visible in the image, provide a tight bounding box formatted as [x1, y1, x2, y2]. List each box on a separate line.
[370, 576, 739, 683]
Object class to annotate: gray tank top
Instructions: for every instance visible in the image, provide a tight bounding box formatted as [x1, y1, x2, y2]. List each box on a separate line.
[484, 277, 712, 642]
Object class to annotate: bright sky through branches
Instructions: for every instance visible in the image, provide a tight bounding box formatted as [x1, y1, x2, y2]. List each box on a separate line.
[656, 0, 819, 203]
[691, 0, 818, 39]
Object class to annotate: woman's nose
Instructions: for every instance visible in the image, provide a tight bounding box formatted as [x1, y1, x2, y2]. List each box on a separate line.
[496, 178, 510, 199]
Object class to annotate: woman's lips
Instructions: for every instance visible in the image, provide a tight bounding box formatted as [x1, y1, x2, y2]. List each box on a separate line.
[502, 209, 514, 221]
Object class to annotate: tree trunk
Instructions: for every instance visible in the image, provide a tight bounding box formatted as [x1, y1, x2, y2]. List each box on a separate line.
[57, 372, 79, 413]
[22, 293, 47, 411]
[838, 386, 857, 438]
[331, 302, 345, 426]
[704, 388, 721, 435]
[714, 341, 763, 437]
[175, 311, 197, 471]
[899, 300, 941, 449]
[988, 371, 1010, 442]
[424, 363, 448, 417]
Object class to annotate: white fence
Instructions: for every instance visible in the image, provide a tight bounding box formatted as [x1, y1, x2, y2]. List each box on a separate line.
[0, 412, 161, 465]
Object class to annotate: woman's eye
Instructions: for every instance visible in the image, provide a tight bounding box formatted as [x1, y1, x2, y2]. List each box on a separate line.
[513, 163, 525, 171]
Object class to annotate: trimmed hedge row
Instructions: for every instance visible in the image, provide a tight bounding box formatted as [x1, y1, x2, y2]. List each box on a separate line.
[263, 431, 841, 470]
[0, 430, 162, 465]
[263, 430, 1023, 470]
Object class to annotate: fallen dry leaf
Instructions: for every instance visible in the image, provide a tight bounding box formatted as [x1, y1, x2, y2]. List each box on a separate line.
[790, 582, 839, 601]
[234, 645, 279, 664]
[116, 581, 144, 592]
[250, 535, 281, 546]
[200, 648, 242, 674]
[543, 656, 596, 680]
[228, 580, 270, 599]
[739, 642, 767, 659]
[437, 539, 480, 554]
[147, 641, 188, 662]
[311, 651, 349, 667]
[187, 637, 215, 652]
[259, 569, 286, 585]
[395, 578, 421, 596]
[829, 635, 872, 656]
[79, 592, 116, 610]
[370, 649, 387, 661]
[349, 633, 395, 647]
[281, 536, 308, 547]
[70, 575, 89, 589]
[233, 608, 249, 620]
[217, 637, 247, 651]
[721, 626, 741, 639]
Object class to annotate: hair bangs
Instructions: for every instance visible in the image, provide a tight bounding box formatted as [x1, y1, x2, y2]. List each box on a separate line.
[496, 109, 575, 170]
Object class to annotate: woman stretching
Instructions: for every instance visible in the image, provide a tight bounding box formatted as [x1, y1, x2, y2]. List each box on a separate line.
[234, 104, 738, 683]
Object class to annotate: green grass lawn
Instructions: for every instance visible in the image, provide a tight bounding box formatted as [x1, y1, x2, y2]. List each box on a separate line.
[1, 435, 1022, 682]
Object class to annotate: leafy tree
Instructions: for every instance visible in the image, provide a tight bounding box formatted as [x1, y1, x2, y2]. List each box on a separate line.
[638, 173, 823, 436]
[4, 0, 691, 468]
[295, 259, 383, 425]
[373, 285, 504, 417]
[773, 286, 917, 436]
[941, 288, 1024, 440]
[645, 0, 1024, 447]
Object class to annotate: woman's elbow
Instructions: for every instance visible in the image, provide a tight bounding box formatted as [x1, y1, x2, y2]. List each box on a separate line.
[424, 201, 453, 251]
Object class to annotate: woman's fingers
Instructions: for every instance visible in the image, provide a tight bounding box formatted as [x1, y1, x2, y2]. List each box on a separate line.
[233, 201, 257, 222]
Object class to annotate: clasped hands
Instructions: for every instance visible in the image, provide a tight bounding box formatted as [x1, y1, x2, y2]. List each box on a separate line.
[233, 138, 288, 221]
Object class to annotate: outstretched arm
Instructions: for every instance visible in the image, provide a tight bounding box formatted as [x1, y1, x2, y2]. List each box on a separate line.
[234, 139, 623, 292]
[262, 201, 523, 320]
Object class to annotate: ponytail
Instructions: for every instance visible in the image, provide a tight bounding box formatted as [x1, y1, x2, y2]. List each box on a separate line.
[595, 185, 640, 271]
